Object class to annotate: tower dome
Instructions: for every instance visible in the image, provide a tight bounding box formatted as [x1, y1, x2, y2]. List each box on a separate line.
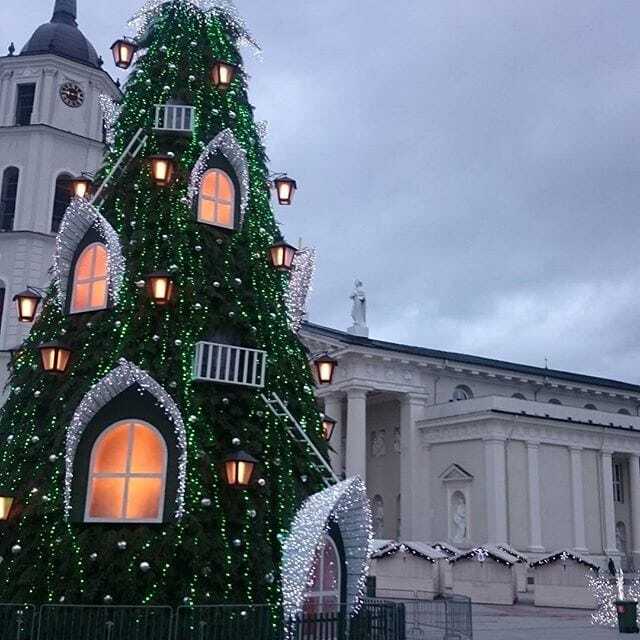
[20, 0, 101, 69]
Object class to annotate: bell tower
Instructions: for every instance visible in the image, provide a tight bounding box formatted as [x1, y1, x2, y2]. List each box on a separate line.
[0, 0, 120, 383]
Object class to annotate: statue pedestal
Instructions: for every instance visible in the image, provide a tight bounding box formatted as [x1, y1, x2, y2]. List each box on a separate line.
[347, 324, 369, 338]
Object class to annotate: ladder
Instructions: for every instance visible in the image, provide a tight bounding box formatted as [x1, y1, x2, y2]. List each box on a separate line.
[91, 128, 148, 209]
[261, 392, 338, 488]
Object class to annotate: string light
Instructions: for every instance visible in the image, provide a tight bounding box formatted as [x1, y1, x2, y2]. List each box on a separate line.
[285, 248, 315, 333]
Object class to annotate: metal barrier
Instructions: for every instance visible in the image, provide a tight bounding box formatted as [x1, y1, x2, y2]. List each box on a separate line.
[0, 604, 36, 640]
[176, 604, 280, 640]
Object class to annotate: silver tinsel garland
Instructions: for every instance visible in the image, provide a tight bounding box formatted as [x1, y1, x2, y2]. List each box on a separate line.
[188, 129, 249, 223]
[52, 198, 125, 310]
[286, 247, 316, 333]
[98, 94, 121, 148]
[64, 359, 188, 518]
[281, 477, 372, 619]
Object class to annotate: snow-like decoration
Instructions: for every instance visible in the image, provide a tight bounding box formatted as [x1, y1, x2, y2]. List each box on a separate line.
[286, 247, 316, 333]
[530, 550, 599, 571]
[281, 477, 372, 619]
[188, 129, 249, 223]
[64, 359, 187, 519]
[371, 541, 447, 563]
[129, 0, 260, 51]
[449, 546, 514, 566]
[98, 94, 121, 148]
[587, 571, 617, 627]
[52, 198, 125, 310]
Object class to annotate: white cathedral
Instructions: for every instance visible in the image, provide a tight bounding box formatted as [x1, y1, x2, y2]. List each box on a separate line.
[1, 0, 640, 593]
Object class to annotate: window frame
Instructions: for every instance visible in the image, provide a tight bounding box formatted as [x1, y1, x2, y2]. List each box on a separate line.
[197, 168, 236, 229]
[0, 166, 19, 231]
[84, 419, 167, 524]
[51, 173, 73, 232]
[15, 83, 36, 126]
[303, 534, 342, 613]
[453, 385, 473, 401]
[70, 242, 109, 314]
[613, 462, 624, 504]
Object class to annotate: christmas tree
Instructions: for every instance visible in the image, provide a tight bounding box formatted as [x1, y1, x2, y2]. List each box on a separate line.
[0, 0, 331, 607]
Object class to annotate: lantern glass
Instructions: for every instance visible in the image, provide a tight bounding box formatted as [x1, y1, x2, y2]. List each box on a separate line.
[111, 39, 137, 69]
[314, 355, 337, 385]
[223, 452, 257, 488]
[269, 242, 297, 272]
[13, 290, 41, 323]
[146, 273, 175, 305]
[274, 176, 297, 205]
[211, 61, 237, 91]
[150, 156, 175, 187]
[322, 415, 337, 441]
[39, 343, 71, 374]
[71, 176, 92, 199]
[0, 495, 14, 520]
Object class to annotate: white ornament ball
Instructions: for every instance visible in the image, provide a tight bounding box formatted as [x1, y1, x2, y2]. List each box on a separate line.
[163, 85, 171, 92]
[188, 75, 196, 82]
[232, 437, 241, 446]
[11, 545, 21, 555]
[104, 595, 113, 604]
[232, 539, 242, 547]
[115, 321, 122, 328]
[90, 553, 98, 561]
[139, 561, 151, 572]
[169, 381, 178, 388]
[194, 303, 202, 310]
[201, 498, 212, 507]
[222, 398, 230, 405]
[265, 572, 275, 584]
[216, 238, 223, 245]
[31, 436, 40, 444]
[162, 234, 168, 240]
[228, 311, 235, 318]
[136, 280, 145, 288]
[188, 415, 197, 424]
[174, 339, 182, 347]
[34, 391, 41, 398]
[195, 245, 202, 252]
[234, 278, 242, 285]
[213, 281, 221, 288]
[152, 335, 160, 342]
[248, 509, 257, 519]
[117, 541, 127, 551]
[160, 45, 168, 52]
[258, 478, 266, 487]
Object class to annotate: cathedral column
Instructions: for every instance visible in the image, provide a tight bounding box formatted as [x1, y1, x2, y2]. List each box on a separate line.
[400, 393, 427, 540]
[628, 454, 640, 559]
[526, 441, 544, 552]
[323, 394, 344, 477]
[345, 387, 368, 480]
[601, 450, 618, 555]
[570, 446, 588, 553]
[485, 436, 508, 544]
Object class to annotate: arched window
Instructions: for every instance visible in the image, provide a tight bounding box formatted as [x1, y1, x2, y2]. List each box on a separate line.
[584, 404, 597, 410]
[303, 535, 341, 614]
[0, 167, 19, 231]
[548, 398, 562, 405]
[512, 393, 526, 400]
[52, 174, 73, 232]
[70, 242, 108, 313]
[85, 420, 167, 523]
[618, 408, 631, 416]
[198, 169, 235, 229]
[453, 385, 473, 401]
[0, 280, 5, 335]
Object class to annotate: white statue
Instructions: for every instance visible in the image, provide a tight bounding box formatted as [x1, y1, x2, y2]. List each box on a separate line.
[372, 495, 384, 537]
[451, 492, 467, 543]
[348, 280, 369, 337]
[393, 427, 401, 454]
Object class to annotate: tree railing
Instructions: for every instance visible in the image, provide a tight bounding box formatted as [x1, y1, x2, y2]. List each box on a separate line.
[193, 341, 267, 389]
[154, 104, 195, 133]
[0, 604, 36, 640]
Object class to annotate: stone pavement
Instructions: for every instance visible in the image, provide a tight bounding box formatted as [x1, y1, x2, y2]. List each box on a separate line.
[472, 603, 617, 639]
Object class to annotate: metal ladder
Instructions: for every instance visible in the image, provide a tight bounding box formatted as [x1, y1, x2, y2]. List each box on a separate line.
[91, 128, 149, 209]
[261, 391, 338, 488]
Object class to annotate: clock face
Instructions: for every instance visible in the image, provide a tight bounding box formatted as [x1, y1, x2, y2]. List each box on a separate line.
[59, 82, 84, 108]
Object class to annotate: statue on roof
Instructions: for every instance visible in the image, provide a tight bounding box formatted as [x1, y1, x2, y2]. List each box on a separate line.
[348, 279, 369, 337]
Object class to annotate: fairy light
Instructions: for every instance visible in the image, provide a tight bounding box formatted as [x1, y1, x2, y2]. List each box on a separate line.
[285, 247, 315, 333]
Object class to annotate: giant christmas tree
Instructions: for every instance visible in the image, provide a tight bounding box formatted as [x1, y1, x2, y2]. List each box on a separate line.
[0, 0, 331, 607]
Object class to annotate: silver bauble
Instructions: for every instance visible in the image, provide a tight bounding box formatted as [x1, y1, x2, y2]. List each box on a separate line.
[117, 541, 127, 551]
[11, 545, 21, 555]
[139, 561, 151, 572]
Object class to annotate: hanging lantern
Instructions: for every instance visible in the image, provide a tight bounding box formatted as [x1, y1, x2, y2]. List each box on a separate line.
[269, 241, 297, 272]
[211, 60, 238, 91]
[313, 354, 338, 385]
[13, 289, 42, 323]
[321, 414, 337, 441]
[149, 155, 176, 187]
[223, 451, 258, 489]
[145, 272, 176, 306]
[0, 492, 15, 521]
[71, 175, 92, 199]
[273, 176, 297, 205]
[38, 342, 72, 374]
[111, 38, 138, 69]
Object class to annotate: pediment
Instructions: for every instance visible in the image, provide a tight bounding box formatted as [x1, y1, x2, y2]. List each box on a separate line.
[439, 463, 473, 482]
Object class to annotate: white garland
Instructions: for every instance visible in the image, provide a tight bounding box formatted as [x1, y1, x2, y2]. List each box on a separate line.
[286, 247, 315, 333]
[281, 477, 372, 620]
[64, 359, 188, 519]
[52, 198, 125, 310]
[188, 129, 249, 223]
[586, 571, 618, 627]
[98, 94, 121, 148]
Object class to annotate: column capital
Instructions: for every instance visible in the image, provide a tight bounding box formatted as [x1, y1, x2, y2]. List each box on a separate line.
[569, 445, 584, 453]
[344, 386, 371, 399]
[526, 440, 540, 449]
[401, 392, 430, 406]
[601, 449, 614, 457]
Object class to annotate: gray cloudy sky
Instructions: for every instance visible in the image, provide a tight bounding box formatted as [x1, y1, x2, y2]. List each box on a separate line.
[3, 0, 640, 382]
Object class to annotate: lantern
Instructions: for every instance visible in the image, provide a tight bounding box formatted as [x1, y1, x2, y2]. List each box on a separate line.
[321, 414, 337, 441]
[273, 175, 297, 205]
[223, 451, 258, 489]
[145, 272, 176, 305]
[211, 60, 237, 91]
[0, 492, 14, 521]
[13, 289, 42, 323]
[269, 241, 297, 272]
[111, 38, 138, 69]
[71, 175, 92, 199]
[149, 155, 176, 187]
[313, 354, 338, 385]
[38, 342, 72, 374]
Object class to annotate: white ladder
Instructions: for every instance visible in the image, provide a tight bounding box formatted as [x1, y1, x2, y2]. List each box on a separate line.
[91, 128, 149, 209]
[261, 391, 338, 488]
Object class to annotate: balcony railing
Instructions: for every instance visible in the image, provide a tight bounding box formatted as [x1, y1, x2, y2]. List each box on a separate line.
[193, 341, 267, 388]
[153, 104, 195, 133]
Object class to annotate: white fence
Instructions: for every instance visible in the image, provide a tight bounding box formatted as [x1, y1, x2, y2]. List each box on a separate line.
[193, 341, 267, 388]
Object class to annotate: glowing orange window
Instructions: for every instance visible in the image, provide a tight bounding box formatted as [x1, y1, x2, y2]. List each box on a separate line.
[198, 169, 235, 229]
[85, 420, 167, 523]
[71, 242, 108, 313]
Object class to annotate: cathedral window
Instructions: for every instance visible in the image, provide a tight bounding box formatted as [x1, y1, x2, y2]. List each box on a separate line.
[52, 174, 73, 232]
[85, 420, 167, 523]
[15, 84, 36, 126]
[0, 167, 19, 231]
[70, 242, 108, 313]
[198, 169, 235, 229]
[303, 535, 341, 615]
[613, 463, 624, 503]
[452, 385, 473, 401]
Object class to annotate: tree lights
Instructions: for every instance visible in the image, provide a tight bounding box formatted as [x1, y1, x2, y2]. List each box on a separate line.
[13, 288, 42, 323]
[273, 175, 297, 206]
[111, 38, 138, 69]
[313, 354, 338, 385]
[223, 451, 258, 488]
[149, 155, 176, 187]
[211, 60, 238, 91]
[269, 241, 297, 272]
[145, 272, 176, 305]
[38, 342, 72, 374]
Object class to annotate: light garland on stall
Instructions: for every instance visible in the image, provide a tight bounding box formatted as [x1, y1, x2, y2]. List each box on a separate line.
[530, 550, 599, 571]
[285, 247, 315, 333]
[64, 359, 187, 518]
[449, 547, 513, 566]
